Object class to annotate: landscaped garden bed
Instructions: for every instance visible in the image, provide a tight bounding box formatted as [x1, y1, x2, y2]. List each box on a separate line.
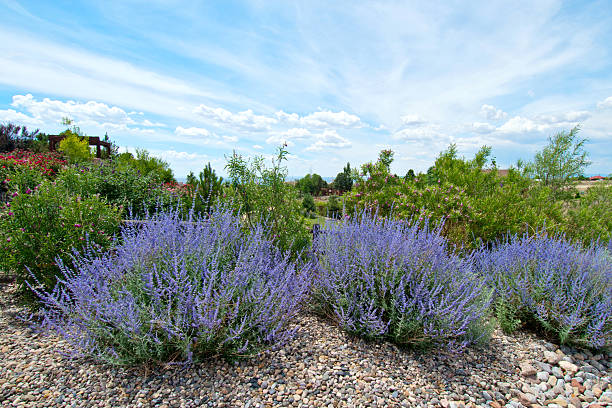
[0, 123, 611, 407]
[0, 281, 610, 407]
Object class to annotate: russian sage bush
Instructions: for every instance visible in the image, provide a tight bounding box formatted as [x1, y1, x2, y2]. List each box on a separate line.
[32, 208, 313, 365]
[311, 213, 492, 351]
[477, 233, 611, 349]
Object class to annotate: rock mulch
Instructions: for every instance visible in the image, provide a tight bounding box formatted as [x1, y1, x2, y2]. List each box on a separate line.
[0, 281, 610, 408]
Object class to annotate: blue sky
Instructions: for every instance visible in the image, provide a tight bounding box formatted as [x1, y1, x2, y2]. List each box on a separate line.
[1, 0, 611, 178]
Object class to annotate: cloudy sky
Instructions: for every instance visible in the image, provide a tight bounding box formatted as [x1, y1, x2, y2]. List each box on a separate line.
[1, 0, 611, 178]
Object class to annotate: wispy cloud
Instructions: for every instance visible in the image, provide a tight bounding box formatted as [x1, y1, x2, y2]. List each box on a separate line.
[0, 0, 610, 176]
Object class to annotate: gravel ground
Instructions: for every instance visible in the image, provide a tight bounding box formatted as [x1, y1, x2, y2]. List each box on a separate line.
[0, 281, 610, 408]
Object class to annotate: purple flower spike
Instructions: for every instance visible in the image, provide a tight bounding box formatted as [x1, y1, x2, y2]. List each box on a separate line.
[311, 211, 492, 352]
[31, 207, 313, 365]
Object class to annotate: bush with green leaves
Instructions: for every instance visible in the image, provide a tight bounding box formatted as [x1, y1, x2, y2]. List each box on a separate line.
[296, 173, 327, 196]
[521, 126, 590, 201]
[565, 183, 612, 244]
[1, 123, 43, 153]
[302, 193, 316, 216]
[115, 149, 175, 184]
[0, 181, 121, 304]
[346, 146, 566, 248]
[56, 162, 175, 218]
[225, 146, 310, 256]
[332, 163, 353, 192]
[327, 195, 342, 219]
[345, 150, 474, 246]
[58, 130, 92, 163]
[184, 162, 224, 214]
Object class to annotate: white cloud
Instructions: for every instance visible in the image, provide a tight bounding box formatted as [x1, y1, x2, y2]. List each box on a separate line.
[497, 110, 590, 134]
[597, 96, 612, 109]
[400, 114, 427, 126]
[193, 104, 277, 131]
[472, 122, 496, 134]
[305, 130, 351, 151]
[253, 144, 263, 149]
[536, 111, 591, 124]
[223, 135, 238, 143]
[480, 104, 508, 121]
[497, 116, 549, 133]
[265, 127, 312, 145]
[175, 126, 212, 138]
[160, 150, 210, 161]
[275, 109, 362, 129]
[11, 93, 135, 126]
[174, 125, 240, 145]
[141, 119, 166, 127]
[0, 108, 42, 127]
[392, 126, 446, 142]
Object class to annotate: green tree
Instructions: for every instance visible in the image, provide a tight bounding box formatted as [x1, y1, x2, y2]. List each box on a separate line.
[58, 130, 91, 163]
[404, 169, 416, 181]
[327, 195, 342, 218]
[114, 149, 175, 183]
[333, 162, 353, 192]
[225, 145, 309, 256]
[296, 173, 327, 196]
[302, 193, 316, 215]
[527, 126, 590, 200]
[186, 162, 224, 214]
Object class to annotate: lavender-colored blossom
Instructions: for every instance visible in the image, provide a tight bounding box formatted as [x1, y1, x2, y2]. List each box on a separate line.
[31, 207, 313, 365]
[475, 233, 611, 349]
[311, 212, 492, 351]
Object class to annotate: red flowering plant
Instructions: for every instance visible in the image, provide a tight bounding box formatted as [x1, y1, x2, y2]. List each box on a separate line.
[0, 180, 120, 305]
[0, 150, 67, 194]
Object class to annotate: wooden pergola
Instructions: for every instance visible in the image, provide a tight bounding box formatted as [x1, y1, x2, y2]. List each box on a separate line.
[48, 135, 111, 158]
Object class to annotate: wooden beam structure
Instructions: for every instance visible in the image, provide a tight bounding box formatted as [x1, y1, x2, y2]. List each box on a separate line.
[48, 135, 111, 158]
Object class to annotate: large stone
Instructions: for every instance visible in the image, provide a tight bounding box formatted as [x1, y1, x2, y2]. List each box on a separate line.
[546, 398, 568, 407]
[544, 351, 562, 365]
[592, 385, 602, 397]
[520, 362, 538, 377]
[537, 371, 550, 382]
[559, 361, 578, 375]
[519, 392, 537, 405]
[568, 396, 582, 408]
[599, 391, 612, 403]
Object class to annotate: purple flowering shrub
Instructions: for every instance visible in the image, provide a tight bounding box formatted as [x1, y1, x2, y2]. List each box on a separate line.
[476, 233, 612, 349]
[32, 208, 312, 365]
[311, 212, 493, 351]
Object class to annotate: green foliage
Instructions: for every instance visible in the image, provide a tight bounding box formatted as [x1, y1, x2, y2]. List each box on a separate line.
[56, 162, 175, 218]
[115, 149, 175, 184]
[0, 181, 121, 304]
[296, 173, 327, 196]
[58, 130, 91, 163]
[0, 122, 41, 153]
[327, 195, 342, 219]
[404, 169, 415, 181]
[565, 183, 612, 244]
[347, 146, 567, 248]
[315, 200, 328, 217]
[525, 126, 590, 200]
[302, 193, 316, 215]
[225, 146, 310, 256]
[332, 163, 353, 192]
[185, 162, 224, 214]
